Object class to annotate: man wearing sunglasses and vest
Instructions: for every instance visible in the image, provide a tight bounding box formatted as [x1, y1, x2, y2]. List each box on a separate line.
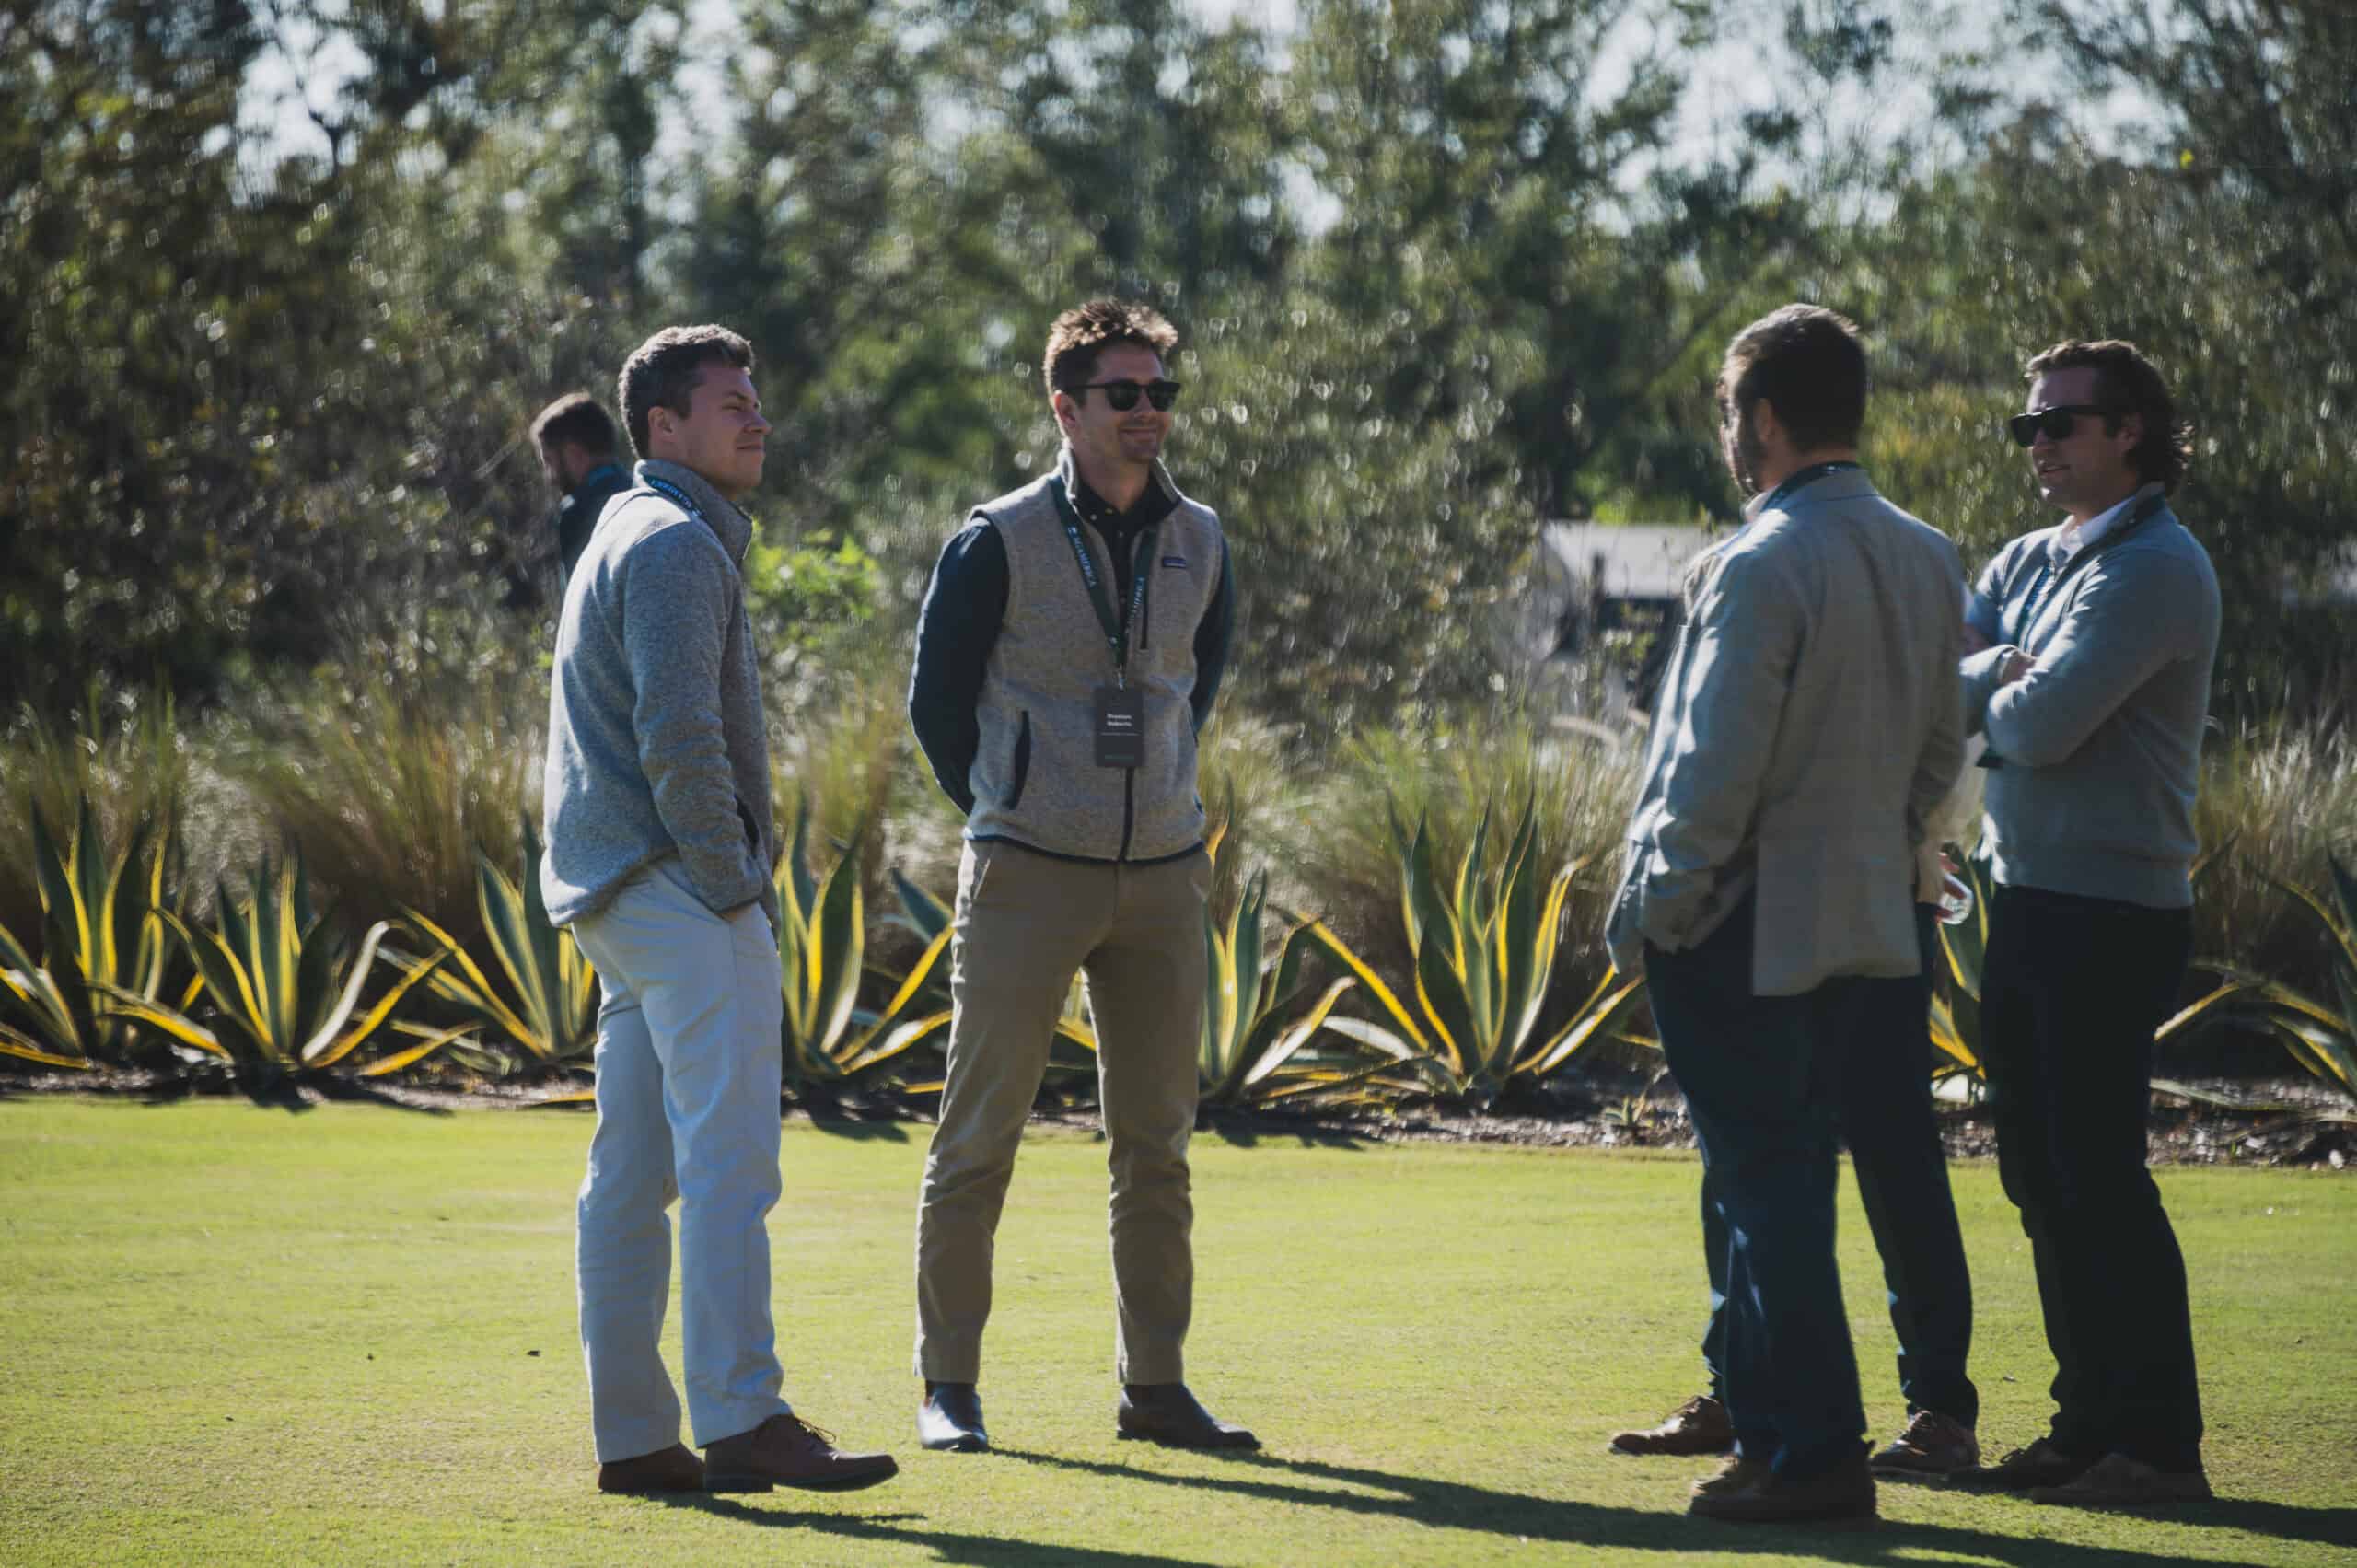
[908, 299, 1242, 1454]
[1952, 341, 2218, 1507]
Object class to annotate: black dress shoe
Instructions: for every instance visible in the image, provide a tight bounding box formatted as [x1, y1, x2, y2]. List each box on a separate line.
[920, 1381, 990, 1452]
[1118, 1383, 1260, 1450]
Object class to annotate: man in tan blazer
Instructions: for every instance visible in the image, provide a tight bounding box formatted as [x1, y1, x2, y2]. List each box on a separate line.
[1605, 304, 1967, 1526]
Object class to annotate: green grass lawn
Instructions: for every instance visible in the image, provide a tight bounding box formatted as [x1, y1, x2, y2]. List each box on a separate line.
[1, 1098, 2351, 1567]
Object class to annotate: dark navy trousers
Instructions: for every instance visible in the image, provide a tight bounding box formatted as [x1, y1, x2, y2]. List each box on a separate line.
[1696, 905, 1978, 1427]
[1651, 894, 1897, 1480]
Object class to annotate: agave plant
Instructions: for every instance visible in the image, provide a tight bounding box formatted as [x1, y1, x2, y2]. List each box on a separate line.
[2186, 855, 2357, 1109]
[99, 854, 463, 1089]
[1305, 801, 1647, 1108]
[0, 796, 188, 1071]
[1198, 827, 1424, 1108]
[776, 803, 952, 1093]
[390, 819, 598, 1075]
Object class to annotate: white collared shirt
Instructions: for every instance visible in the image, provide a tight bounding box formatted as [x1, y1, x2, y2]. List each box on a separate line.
[2050, 491, 2141, 566]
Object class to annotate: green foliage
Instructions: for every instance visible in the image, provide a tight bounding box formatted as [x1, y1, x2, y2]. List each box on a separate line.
[232, 674, 540, 950]
[0, 798, 187, 1071]
[1306, 802, 1647, 1108]
[776, 804, 950, 1092]
[102, 855, 460, 1088]
[2197, 856, 2357, 1107]
[392, 818, 596, 1075]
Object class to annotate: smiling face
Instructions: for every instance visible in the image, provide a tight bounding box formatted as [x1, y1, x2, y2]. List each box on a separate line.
[2025, 366, 2142, 525]
[647, 362, 770, 501]
[1054, 343, 1171, 479]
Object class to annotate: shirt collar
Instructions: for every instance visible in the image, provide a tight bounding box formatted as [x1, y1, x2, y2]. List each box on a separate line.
[636, 459, 755, 563]
[1056, 444, 1180, 533]
[2049, 482, 2159, 564]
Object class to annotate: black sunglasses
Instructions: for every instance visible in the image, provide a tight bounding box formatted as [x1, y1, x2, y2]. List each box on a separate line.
[2008, 403, 2116, 447]
[1073, 379, 1183, 412]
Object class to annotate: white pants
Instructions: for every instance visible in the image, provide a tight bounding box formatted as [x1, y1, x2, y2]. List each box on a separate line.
[570, 858, 792, 1461]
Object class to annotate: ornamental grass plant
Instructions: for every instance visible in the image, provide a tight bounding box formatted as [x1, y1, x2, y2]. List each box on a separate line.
[227, 669, 541, 956]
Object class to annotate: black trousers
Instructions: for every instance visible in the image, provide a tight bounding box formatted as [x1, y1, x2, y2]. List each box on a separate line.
[1979, 882, 2204, 1469]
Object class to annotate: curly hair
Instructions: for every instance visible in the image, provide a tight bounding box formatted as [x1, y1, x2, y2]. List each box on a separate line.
[1042, 299, 1179, 397]
[616, 324, 755, 459]
[2024, 339, 2191, 491]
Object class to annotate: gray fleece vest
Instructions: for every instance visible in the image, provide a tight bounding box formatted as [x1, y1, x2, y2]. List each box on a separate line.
[964, 452, 1223, 863]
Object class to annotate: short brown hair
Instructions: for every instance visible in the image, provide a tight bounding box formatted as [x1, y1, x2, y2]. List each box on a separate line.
[1042, 299, 1178, 397]
[528, 392, 619, 462]
[2024, 339, 2190, 490]
[1719, 305, 1869, 451]
[616, 325, 756, 459]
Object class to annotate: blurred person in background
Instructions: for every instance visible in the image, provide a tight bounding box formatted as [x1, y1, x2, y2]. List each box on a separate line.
[907, 298, 1243, 1456]
[530, 391, 633, 591]
[1950, 340, 2217, 1508]
[544, 324, 897, 1498]
[1604, 304, 1967, 1526]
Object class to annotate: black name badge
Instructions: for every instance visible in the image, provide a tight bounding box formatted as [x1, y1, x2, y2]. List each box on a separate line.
[1094, 685, 1145, 768]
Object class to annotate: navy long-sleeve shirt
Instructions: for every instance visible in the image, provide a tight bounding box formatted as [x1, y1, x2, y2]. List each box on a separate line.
[910, 473, 1235, 815]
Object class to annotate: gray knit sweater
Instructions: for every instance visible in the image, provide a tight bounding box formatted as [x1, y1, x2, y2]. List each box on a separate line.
[1962, 485, 2219, 909]
[541, 459, 780, 929]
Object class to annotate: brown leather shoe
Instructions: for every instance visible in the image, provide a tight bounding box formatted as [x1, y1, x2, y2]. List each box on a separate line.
[596, 1442, 705, 1495]
[1691, 1454, 1768, 1497]
[1117, 1383, 1260, 1450]
[1870, 1410, 1980, 1477]
[703, 1413, 899, 1493]
[1687, 1453, 1876, 1525]
[1610, 1394, 1733, 1457]
[1951, 1437, 2096, 1493]
[2029, 1451, 2212, 1508]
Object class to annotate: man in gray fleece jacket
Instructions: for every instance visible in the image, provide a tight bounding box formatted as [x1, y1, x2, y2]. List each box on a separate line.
[543, 324, 895, 1497]
[1954, 339, 2218, 1508]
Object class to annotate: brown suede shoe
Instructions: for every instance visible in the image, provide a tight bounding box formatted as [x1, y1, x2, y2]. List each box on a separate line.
[1869, 1411, 1980, 1478]
[1610, 1394, 1733, 1457]
[2029, 1451, 2212, 1508]
[703, 1413, 899, 1493]
[597, 1442, 705, 1495]
[1951, 1437, 2096, 1493]
[1691, 1455, 1768, 1497]
[1688, 1453, 1876, 1525]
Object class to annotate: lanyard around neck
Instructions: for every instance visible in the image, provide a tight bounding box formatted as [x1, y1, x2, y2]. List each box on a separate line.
[2016, 488, 2167, 632]
[1757, 460, 1862, 514]
[1051, 476, 1155, 687]
[641, 473, 704, 522]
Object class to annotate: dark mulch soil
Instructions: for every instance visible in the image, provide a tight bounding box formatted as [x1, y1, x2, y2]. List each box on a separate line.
[9, 1059, 2349, 1168]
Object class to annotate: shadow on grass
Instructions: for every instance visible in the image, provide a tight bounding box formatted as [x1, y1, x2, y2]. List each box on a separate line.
[667, 1499, 1223, 1566]
[994, 1447, 2353, 1565]
[1198, 1109, 1369, 1150]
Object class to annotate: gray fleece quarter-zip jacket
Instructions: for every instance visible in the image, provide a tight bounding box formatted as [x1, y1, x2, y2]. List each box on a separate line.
[541, 458, 781, 931]
[1961, 483, 2220, 910]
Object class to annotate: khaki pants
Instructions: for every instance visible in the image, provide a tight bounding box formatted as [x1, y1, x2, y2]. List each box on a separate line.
[914, 841, 1210, 1385]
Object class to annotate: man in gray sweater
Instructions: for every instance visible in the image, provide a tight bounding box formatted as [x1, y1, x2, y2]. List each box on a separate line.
[1956, 339, 2218, 1507]
[543, 324, 896, 1497]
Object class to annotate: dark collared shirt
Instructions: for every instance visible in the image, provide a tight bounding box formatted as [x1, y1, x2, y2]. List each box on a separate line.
[556, 461, 632, 587]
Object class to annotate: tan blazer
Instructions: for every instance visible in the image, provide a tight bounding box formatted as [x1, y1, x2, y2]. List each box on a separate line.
[1606, 470, 1966, 997]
